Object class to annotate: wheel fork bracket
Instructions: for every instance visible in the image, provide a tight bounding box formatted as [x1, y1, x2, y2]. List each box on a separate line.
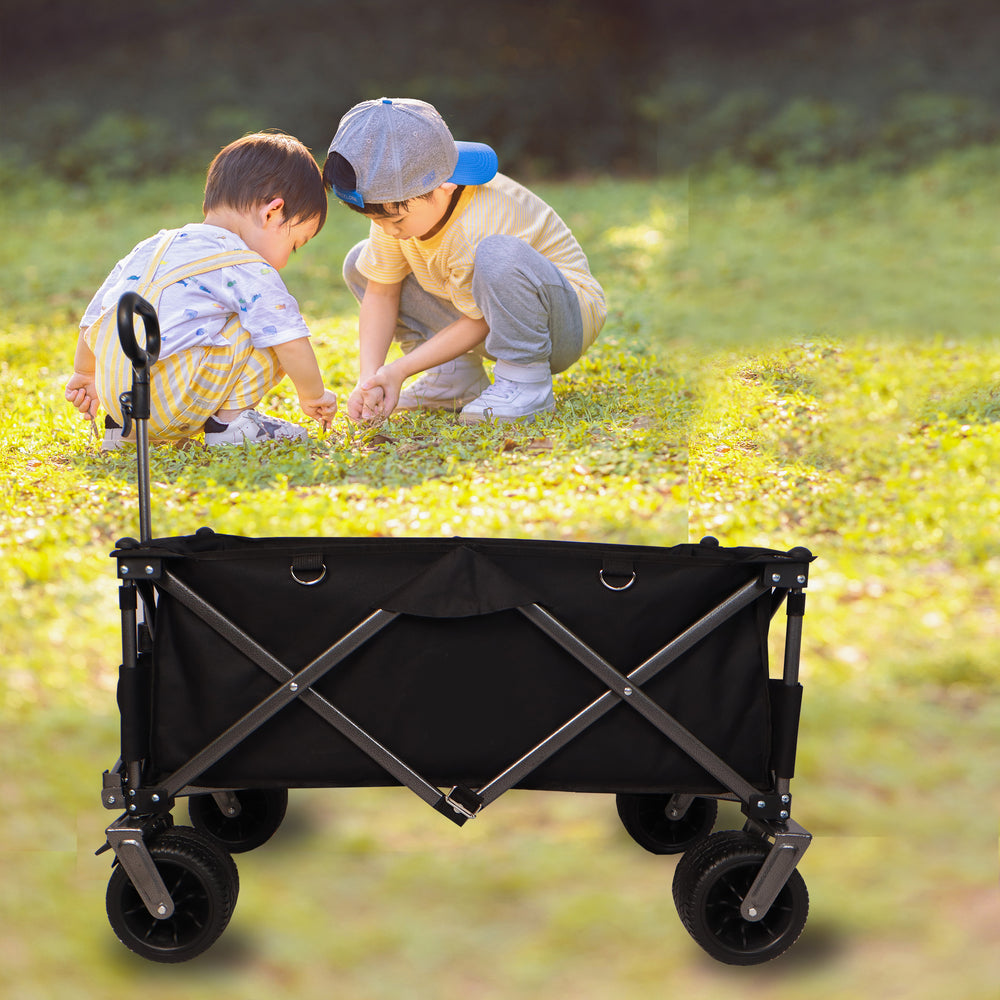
[211, 790, 243, 818]
[740, 819, 812, 922]
[666, 793, 696, 821]
[106, 819, 175, 920]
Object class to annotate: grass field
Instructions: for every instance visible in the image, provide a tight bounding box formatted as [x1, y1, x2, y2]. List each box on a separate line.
[1, 152, 999, 998]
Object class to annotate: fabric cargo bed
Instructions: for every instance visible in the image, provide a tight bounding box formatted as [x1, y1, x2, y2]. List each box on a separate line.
[135, 532, 789, 794]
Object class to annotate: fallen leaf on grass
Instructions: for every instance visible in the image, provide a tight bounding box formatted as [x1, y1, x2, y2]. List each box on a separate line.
[501, 437, 554, 454]
[396, 441, 433, 455]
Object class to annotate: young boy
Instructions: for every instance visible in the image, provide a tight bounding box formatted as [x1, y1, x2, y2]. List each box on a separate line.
[323, 98, 606, 424]
[66, 131, 338, 449]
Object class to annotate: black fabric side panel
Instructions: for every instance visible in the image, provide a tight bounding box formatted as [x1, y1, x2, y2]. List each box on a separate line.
[118, 650, 152, 763]
[147, 536, 777, 794]
[768, 679, 803, 779]
[381, 545, 541, 617]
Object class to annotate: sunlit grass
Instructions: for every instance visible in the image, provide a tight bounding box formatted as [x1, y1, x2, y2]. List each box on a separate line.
[690, 337, 1000, 698]
[2, 158, 999, 996]
[1, 175, 690, 715]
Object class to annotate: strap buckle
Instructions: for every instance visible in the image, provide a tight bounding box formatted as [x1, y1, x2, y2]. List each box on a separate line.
[444, 785, 483, 820]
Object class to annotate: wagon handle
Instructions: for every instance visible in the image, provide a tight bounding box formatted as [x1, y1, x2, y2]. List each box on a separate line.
[116, 292, 159, 544]
[117, 293, 161, 379]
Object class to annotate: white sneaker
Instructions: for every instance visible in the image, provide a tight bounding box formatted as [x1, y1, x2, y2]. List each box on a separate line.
[458, 376, 555, 424]
[100, 416, 136, 452]
[101, 428, 128, 452]
[396, 355, 490, 411]
[204, 409, 308, 446]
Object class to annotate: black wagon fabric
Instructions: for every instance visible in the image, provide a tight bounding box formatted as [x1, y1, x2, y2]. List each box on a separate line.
[139, 534, 796, 794]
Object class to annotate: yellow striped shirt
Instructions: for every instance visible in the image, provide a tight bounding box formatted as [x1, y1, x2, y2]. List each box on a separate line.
[357, 174, 606, 348]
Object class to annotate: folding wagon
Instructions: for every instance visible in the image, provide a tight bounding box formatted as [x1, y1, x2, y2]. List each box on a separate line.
[98, 293, 815, 965]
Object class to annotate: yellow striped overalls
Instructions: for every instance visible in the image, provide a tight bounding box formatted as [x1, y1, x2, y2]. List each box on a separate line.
[84, 231, 284, 441]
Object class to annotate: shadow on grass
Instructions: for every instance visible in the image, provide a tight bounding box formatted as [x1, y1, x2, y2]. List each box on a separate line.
[102, 925, 258, 976]
[681, 915, 846, 980]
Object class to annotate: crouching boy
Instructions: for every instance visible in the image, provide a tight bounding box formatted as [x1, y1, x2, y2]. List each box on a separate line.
[324, 98, 606, 424]
[66, 131, 337, 449]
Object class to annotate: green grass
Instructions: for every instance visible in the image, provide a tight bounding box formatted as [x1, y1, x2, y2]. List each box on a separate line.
[1, 174, 691, 716]
[2, 157, 999, 998]
[691, 337, 1000, 695]
[674, 148, 1000, 347]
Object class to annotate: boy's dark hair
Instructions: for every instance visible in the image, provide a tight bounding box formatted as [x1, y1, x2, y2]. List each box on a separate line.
[204, 132, 328, 231]
[322, 151, 434, 218]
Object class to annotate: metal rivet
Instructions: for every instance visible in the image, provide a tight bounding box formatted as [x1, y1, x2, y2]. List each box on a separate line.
[157, 904, 168, 916]
[780, 810, 789, 819]
[771, 573, 781, 583]
[121, 566, 130, 575]
[797, 574, 806, 584]
[289, 682, 299, 692]
[748, 907, 758, 918]
[623, 687, 633, 696]
[151, 794, 160, 803]
[107, 795, 116, 805]
[145, 565, 154, 575]
[757, 800, 766, 809]
[781, 794, 791, 803]
[128, 804, 137, 812]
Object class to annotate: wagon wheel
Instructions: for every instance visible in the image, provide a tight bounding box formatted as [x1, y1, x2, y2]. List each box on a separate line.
[106, 827, 238, 963]
[188, 787, 288, 853]
[672, 830, 809, 965]
[615, 793, 718, 855]
[170, 825, 241, 899]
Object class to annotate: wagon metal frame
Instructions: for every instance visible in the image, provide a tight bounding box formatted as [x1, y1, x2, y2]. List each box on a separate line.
[98, 294, 814, 965]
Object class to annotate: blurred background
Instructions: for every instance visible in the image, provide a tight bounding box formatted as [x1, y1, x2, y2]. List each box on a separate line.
[4, 0, 1000, 184]
[2, 3, 999, 999]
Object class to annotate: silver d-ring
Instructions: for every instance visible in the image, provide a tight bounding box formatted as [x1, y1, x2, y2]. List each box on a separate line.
[290, 564, 327, 586]
[599, 569, 636, 591]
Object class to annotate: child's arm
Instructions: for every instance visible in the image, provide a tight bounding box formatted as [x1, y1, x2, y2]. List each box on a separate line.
[65, 331, 100, 420]
[360, 314, 489, 417]
[271, 338, 338, 427]
[358, 279, 403, 377]
[348, 279, 403, 421]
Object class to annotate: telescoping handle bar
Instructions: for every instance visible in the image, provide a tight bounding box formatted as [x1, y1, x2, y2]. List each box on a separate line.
[116, 292, 160, 544]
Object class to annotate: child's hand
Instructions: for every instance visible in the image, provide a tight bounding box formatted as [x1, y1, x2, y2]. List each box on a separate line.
[347, 382, 386, 423]
[65, 372, 99, 420]
[356, 363, 404, 420]
[299, 389, 338, 430]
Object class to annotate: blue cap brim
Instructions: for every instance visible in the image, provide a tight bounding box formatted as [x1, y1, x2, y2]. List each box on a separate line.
[448, 142, 498, 186]
[333, 185, 366, 208]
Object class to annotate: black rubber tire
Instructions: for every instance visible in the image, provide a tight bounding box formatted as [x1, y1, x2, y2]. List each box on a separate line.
[672, 829, 748, 918]
[106, 828, 236, 963]
[188, 787, 288, 853]
[616, 793, 718, 855]
[160, 826, 240, 902]
[673, 831, 809, 965]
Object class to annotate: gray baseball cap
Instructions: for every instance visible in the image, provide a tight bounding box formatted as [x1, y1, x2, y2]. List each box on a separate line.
[328, 97, 498, 208]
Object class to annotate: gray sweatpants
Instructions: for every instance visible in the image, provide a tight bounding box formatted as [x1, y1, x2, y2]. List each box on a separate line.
[342, 235, 585, 375]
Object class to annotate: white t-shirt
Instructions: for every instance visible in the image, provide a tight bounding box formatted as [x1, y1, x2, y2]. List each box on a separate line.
[80, 223, 311, 359]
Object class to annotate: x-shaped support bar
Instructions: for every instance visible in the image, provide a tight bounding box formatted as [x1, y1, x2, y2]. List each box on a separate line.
[142, 568, 775, 826]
